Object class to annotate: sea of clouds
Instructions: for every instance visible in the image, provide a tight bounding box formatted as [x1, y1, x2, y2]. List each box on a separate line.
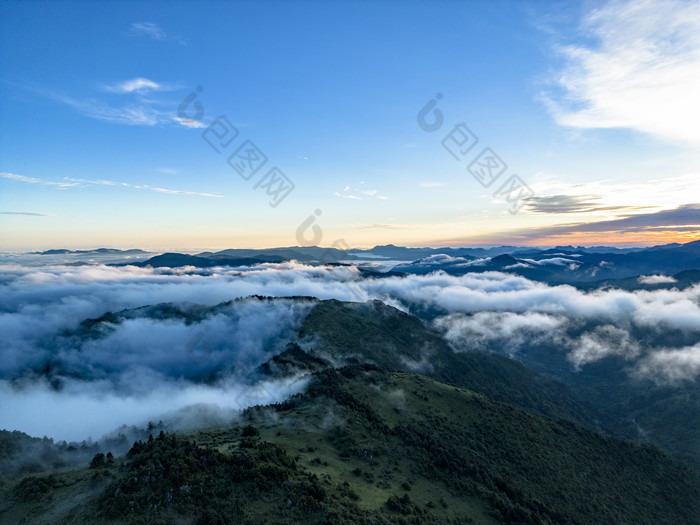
[1, 261, 699, 441]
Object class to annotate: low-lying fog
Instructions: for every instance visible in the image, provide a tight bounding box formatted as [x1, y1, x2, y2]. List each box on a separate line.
[2, 261, 699, 442]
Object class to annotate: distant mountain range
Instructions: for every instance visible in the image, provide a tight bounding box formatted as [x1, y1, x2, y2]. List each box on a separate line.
[30, 248, 149, 256]
[26, 240, 700, 287]
[390, 241, 700, 283]
[80, 239, 700, 287]
[119, 247, 355, 268]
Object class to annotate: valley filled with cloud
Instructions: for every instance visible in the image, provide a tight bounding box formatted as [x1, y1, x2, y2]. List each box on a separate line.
[2, 261, 698, 442]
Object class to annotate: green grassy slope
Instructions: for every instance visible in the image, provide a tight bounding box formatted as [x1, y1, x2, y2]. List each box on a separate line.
[3, 298, 698, 524]
[4, 366, 697, 524]
[266, 366, 699, 524]
[299, 299, 700, 470]
[298, 299, 602, 429]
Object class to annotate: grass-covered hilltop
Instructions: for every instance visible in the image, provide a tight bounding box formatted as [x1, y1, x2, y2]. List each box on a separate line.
[2, 298, 699, 524]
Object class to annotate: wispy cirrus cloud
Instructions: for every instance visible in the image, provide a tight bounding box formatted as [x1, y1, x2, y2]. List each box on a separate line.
[52, 92, 167, 126]
[45, 79, 194, 127]
[0, 172, 79, 189]
[545, 0, 700, 146]
[143, 186, 222, 198]
[64, 177, 223, 198]
[355, 223, 412, 230]
[173, 116, 207, 129]
[155, 168, 178, 175]
[1, 172, 222, 198]
[128, 22, 186, 46]
[129, 22, 167, 40]
[0, 211, 54, 216]
[104, 78, 174, 94]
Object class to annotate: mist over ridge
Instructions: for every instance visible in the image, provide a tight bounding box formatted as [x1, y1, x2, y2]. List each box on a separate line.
[1, 248, 699, 443]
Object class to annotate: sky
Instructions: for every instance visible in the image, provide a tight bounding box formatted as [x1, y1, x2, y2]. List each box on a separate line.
[1, 0, 699, 251]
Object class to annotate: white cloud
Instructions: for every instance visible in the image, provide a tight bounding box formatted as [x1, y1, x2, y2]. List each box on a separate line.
[146, 185, 222, 197]
[0, 172, 79, 189]
[3, 262, 700, 441]
[105, 78, 169, 94]
[0, 374, 306, 442]
[521, 257, 581, 267]
[435, 311, 565, 354]
[0, 271, 316, 440]
[568, 325, 640, 369]
[173, 116, 207, 128]
[0, 212, 53, 216]
[129, 22, 167, 40]
[635, 344, 700, 382]
[44, 83, 194, 128]
[334, 184, 388, 201]
[128, 22, 186, 45]
[51, 92, 165, 126]
[547, 0, 700, 146]
[638, 274, 677, 285]
[526, 173, 700, 222]
[65, 177, 223, 198]
[1, 172, 222, 198]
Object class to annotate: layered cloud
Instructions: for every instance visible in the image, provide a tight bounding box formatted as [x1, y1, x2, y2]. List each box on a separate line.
[523, 194, 644, 215]
[456, 203, 700, 245]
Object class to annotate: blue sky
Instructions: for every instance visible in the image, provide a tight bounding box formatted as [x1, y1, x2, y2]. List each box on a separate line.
[1, 0, 699, 250]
